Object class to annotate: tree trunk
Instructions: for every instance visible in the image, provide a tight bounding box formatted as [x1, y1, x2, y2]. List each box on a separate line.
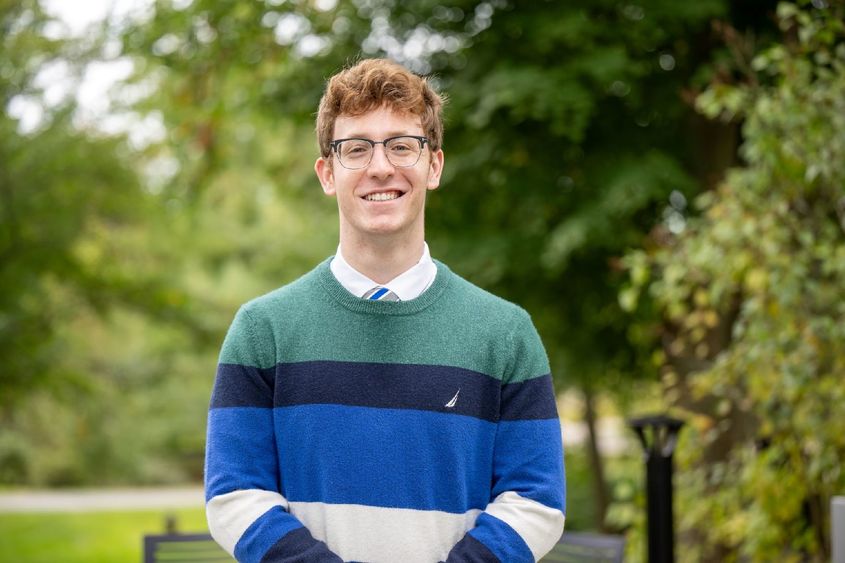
[582, 385, 610, 532]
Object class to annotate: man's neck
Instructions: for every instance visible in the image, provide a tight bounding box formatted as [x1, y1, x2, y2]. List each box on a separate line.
[339, 234, 425, 285]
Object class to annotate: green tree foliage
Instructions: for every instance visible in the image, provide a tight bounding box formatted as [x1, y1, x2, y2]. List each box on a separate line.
[1, 0, 343, 487]
[624, 3, 845, 559]
[0, 0, 221, 485]
[425, 0, 736, 388]
[0, 1, 150, 407]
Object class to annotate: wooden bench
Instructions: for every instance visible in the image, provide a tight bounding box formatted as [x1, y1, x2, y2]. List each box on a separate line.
[143, 532, 233, 562]
[143, 529, 624, 562]
[543, 531, 626, 562]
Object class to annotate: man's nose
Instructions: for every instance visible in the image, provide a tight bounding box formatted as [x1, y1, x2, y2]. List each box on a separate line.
[367, 144, 395, 176]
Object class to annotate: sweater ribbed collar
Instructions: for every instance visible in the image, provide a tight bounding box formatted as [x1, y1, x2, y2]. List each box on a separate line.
[317, 256, 452, 316]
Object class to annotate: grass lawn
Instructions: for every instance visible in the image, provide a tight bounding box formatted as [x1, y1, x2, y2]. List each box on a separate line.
[0, 507, 209, 563]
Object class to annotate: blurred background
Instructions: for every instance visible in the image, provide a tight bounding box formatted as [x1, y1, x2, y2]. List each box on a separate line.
[1, 0, 844, 561]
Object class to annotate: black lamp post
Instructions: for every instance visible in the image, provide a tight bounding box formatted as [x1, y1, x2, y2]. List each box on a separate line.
[628, 415, 684, 563]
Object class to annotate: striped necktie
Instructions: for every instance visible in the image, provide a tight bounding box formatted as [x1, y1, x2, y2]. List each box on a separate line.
[363, 286, 400, 301]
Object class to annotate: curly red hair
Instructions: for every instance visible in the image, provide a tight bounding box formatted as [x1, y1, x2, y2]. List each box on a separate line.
[316, 59, 445, 157]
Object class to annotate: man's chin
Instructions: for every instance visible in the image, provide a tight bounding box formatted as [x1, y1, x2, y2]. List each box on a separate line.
[358, 220, 415, 238]
[365, 224, 407, 237]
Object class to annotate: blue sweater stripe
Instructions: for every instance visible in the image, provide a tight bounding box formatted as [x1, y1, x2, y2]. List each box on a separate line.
[212, 361, 558, 422]
[205, 407, 278, 501]
[207, 403, 565, 515]
[492, 419, 567, 511]
[277, 403, 496, 512]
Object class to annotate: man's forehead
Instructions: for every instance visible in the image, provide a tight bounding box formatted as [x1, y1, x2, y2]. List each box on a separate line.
[333, 107, 423, 137]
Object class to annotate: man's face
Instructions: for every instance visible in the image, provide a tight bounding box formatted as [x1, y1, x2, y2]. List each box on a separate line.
[315, 106, 444, 243]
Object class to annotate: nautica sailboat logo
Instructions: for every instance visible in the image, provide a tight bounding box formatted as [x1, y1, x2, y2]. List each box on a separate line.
[445, 389, 460, 408]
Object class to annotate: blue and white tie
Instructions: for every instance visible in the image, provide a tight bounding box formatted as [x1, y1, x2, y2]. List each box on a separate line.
[363, 286, 400, 301]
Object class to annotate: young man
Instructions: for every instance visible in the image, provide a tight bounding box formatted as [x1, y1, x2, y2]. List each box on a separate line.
[205, 59, 566, 563]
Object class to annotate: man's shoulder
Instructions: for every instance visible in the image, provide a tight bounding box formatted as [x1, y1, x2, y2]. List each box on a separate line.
[440, 262, 531, 323]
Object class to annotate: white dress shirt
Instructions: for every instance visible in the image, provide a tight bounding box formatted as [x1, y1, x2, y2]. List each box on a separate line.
[329, 243, 437, 301]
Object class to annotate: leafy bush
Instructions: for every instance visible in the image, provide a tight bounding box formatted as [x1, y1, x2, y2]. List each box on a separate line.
[624, 2, 845, 560]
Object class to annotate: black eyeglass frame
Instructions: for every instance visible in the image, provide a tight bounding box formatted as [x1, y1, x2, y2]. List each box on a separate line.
[329, 135, 430, 169]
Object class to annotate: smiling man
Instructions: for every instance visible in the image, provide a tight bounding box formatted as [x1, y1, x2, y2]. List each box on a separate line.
[205, 59, 566, 563]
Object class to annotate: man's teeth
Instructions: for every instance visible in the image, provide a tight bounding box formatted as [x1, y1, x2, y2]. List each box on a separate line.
[365, 191, 401, 201]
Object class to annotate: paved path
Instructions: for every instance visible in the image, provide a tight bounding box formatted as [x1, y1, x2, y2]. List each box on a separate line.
[561, 417, 636, 457]
[0, 486, 205, 513]
[0, 419, 633, 513]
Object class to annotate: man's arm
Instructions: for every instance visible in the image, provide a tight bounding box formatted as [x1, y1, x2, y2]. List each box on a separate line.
[446, 310, 566, 563]
[205, 306, 343, 563]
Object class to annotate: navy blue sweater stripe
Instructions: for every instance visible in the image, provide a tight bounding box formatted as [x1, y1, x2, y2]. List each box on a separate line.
[234, 506, 303, 563]
[259, 527, 342, 563]
[213, 361, 500, 421]
[446, 533, 501, 562]
[211, 364, 275, 408]
[274, 361, 500, 421]
[212, 361, 558, 422]
[468, 513, 534, 563]
[500, 373, 558, 420]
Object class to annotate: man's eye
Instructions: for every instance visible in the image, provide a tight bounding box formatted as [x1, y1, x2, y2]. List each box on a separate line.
[390, 143, 412, 152]
[343, 143, 370, 155]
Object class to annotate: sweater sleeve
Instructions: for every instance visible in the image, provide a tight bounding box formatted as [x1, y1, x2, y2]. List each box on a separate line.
[205, 306, 343, 563]
[445, 309, 566, 563]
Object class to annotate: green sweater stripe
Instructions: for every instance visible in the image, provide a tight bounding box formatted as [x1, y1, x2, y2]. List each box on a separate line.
[219, 258, 550, 384]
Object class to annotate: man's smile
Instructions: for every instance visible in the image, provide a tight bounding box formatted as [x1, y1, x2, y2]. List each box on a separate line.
[363, 190, 404, 202]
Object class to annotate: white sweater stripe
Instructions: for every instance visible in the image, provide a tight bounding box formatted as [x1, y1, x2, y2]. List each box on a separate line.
[289, 501, 483, 563]
[206, 489, 289, 556]
[485, 491, 566, 561]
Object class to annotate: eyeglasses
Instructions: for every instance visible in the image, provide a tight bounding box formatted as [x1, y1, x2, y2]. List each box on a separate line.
[330, 135, 429, 170]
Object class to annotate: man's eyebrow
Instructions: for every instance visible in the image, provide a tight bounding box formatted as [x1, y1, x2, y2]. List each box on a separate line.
[338, 131, 420, 139]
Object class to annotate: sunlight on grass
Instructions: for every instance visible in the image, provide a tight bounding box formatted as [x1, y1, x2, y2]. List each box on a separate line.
[0, 507, 208, 563]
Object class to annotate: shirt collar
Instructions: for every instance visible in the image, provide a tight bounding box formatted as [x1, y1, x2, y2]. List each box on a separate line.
[329, 243, 437, 301]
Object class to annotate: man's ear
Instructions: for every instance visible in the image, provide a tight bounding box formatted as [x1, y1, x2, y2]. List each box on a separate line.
[426, 148, 444, 191]
[315, 156, 335, 196]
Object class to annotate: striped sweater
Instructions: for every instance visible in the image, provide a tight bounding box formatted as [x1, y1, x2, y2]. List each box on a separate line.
[205, 258, 566, 562]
